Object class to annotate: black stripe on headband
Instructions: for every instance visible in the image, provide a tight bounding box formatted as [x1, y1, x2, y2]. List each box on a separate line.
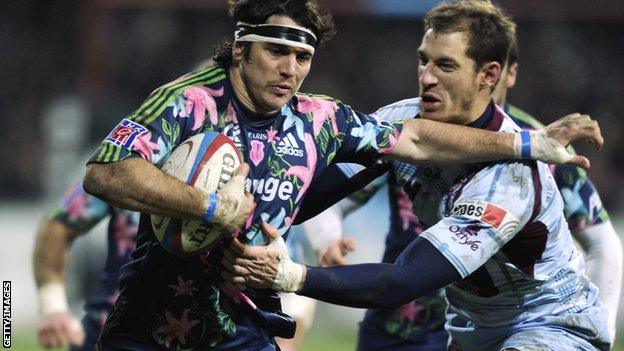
[237, 24, 318, 48]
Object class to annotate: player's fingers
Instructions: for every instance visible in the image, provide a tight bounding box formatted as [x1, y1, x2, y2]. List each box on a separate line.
[326, 246, 347, 266]
[571, 116, 602, 146]
[566, 155, 591, 170]
[340, 237, 356, 253]
[68, 320, 85, 346]
[230, 237, 248, 255]
[233, 163, 250, 178]
[54, 322, 70, 347]
[261, 222, 281, 240]
[232, 276, 247, 285]
[46, 330, 63, 348]
[38, 328, 52, 348]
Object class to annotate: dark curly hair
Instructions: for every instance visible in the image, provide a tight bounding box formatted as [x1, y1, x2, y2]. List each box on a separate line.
[213, 0, 336, 68]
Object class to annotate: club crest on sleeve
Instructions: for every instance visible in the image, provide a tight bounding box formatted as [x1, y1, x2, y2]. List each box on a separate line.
[452, 200, 520, 237]
[105, 119, 148, 148]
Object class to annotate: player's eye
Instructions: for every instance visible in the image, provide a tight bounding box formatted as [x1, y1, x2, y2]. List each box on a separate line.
[297, 53, 312, 63]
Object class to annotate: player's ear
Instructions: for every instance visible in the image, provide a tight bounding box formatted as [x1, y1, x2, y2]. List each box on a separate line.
[506, 62, 518, 89]
[232, 42, 247, 66]
[480, 61, 502, 90]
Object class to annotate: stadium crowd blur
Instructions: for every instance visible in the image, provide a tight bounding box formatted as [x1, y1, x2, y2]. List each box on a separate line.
[2, 0, 624, 209]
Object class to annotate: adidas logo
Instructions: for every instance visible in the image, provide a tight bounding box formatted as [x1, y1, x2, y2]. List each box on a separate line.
[276, 133, 304, 157]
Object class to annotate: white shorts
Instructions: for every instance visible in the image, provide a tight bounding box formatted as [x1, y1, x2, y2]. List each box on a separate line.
[447, 300, 611, 351]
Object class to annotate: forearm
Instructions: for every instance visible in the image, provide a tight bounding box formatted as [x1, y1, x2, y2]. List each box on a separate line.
[33, 220, 76, 287]
[33, 219, 80, 315]
[298, 237, 458, 308]
[388, 119, 515, 165]
[84, 158, 206, 219]
[574, 222, 622, 317]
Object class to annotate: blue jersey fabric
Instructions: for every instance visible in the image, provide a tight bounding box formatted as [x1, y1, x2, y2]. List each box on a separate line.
[88, 66, 403, 350]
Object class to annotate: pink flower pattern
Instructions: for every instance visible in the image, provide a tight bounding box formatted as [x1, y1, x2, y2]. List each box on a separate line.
[183, 86, 223, 128]
[266, 127, 279, 143]
[225, 102, 238, 124]
[156, 309, 200, 347]
[249, 140, 265, 167]
[284, 133, 317, 203]
[397, 191, 422, 232]
[378, 133, 400, 154]
[296, 96, 339, 136]
[133, 132, 160, 162]
[66, 190, 89, 222]
[397, 301, 425, 324]
[168, 276, 199, 298]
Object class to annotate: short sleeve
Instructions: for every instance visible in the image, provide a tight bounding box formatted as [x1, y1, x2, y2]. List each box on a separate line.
[46, 181, 111, 233]
[419, 162, 536, 278]
[89, 69, 226, 167]
[332, 103, 404, 165]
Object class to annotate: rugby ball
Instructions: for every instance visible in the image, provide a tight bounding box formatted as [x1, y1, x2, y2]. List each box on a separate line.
[151, 131, 241, 256]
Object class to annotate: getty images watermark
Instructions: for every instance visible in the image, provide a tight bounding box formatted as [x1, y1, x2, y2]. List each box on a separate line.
[2, 281, 10, 348]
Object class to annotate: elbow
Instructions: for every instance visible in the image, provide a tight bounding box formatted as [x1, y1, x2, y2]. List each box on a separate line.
[83, 163, 112, 199]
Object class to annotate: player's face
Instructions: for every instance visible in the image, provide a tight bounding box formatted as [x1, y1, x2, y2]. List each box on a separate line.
[237, 15, 313, 115]
[417, 29, 484, 124]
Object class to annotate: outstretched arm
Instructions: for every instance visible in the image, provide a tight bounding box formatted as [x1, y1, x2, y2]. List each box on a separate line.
[222, 223, 458, 308]
[389, 113, 602, 168]
[302, 236, 459, 308]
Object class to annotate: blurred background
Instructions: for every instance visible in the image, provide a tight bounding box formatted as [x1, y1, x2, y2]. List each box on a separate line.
[1, 0, 624, 350]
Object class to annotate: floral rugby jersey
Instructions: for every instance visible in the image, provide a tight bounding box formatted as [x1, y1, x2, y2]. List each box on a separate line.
[47, 181, 139, 328]
[88, 67, 402, 350]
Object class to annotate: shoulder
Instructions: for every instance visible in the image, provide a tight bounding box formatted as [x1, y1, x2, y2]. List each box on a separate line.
[371, 98, 421, 122]
[292, 93, 344, 115]
[152, 67, 228, 101]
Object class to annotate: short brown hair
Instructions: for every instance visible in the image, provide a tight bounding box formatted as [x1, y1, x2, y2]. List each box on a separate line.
[214, 0, 336, 68]
[424, 0, 516, 71]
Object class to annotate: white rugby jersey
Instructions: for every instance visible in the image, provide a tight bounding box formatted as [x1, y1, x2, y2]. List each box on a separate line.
[371, 98, 598, 328]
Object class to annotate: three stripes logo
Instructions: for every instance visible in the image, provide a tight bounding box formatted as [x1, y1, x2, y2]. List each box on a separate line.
[275, 133, 304, 157]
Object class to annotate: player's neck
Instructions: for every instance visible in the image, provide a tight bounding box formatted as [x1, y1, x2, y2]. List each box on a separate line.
[229, 66, 279, 116]
[463, 97, 492, 125]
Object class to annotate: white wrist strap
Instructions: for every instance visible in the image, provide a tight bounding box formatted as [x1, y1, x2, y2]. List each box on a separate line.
[273, 257, 306, 293]
[515, 130, 573, 164]
[266, 235, 306, 293]
[38, 282, 69, 315]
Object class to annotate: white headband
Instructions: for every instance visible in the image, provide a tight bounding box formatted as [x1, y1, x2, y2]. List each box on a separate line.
[234, 22, 317, 54]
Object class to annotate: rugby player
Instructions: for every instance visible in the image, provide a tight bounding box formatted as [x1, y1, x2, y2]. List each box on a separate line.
[84, 0, 601, 349]
[290, 32, 622, 351]
[222, 2, 611, 350]
[33, 181, 139, 350]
